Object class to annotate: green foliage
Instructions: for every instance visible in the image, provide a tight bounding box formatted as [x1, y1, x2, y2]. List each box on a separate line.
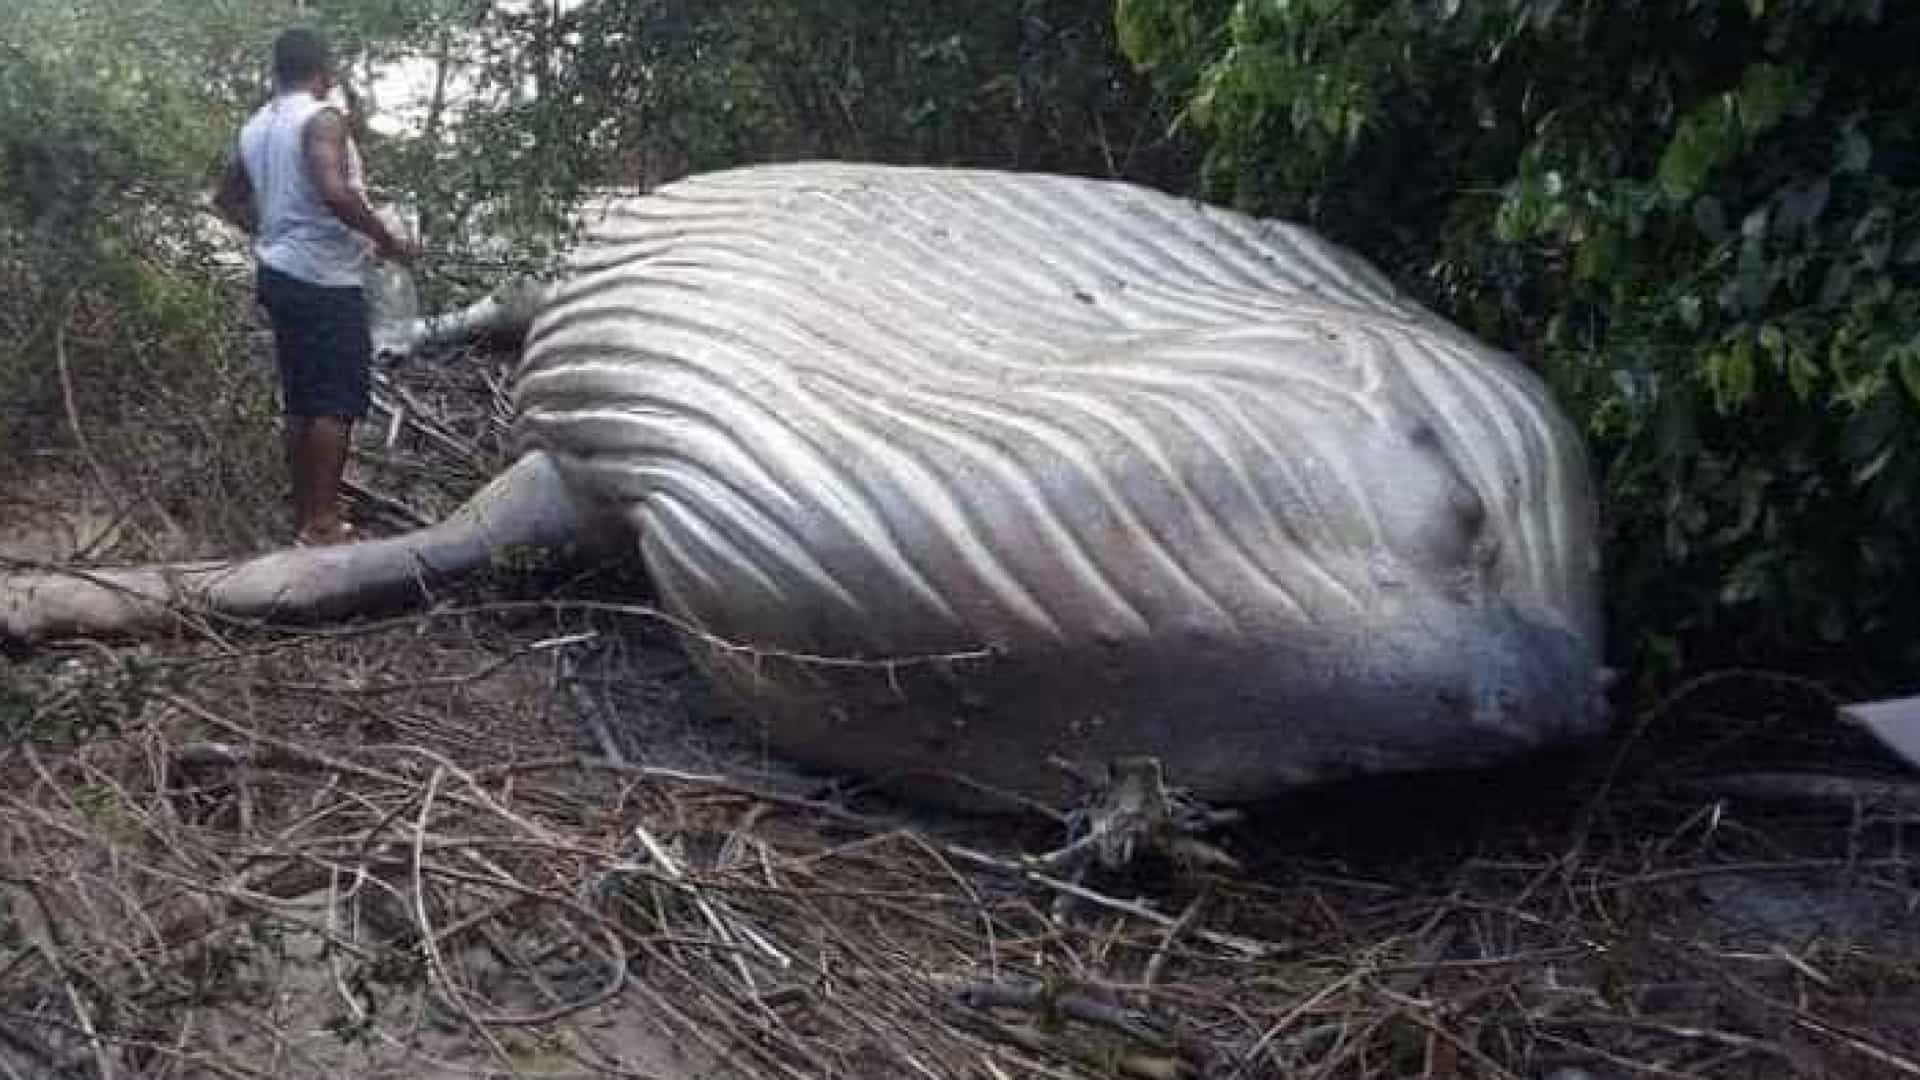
[1, 2, 259, 466]
[517, 0, 1194, 189]
[1119, 0, 1920, 685]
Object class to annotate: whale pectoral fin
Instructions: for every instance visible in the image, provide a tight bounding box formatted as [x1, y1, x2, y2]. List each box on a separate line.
[376, 281, 551, 362]
[2, 451, 593, 644]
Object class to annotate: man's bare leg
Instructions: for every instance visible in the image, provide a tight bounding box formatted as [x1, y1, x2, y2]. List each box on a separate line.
[290, 415, 353, 544]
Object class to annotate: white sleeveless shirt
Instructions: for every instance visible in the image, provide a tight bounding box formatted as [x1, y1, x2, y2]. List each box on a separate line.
[239, 93, 372, 288]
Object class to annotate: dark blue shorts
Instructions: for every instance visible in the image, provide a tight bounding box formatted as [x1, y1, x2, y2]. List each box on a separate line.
[257, 264, 371, 419]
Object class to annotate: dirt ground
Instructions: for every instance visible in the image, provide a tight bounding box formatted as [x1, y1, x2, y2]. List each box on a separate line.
[3, 346, 1918, 1079]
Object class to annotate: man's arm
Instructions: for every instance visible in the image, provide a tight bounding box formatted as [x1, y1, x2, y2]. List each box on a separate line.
[211, 154, 256, 235]
[303, 107, 416, 264]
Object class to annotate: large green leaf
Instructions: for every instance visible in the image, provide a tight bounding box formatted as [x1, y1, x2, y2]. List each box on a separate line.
[1657, 106, 1736, 201]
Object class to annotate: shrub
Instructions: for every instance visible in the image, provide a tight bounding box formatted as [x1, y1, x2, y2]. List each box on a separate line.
[1117, 0, 1920, 688]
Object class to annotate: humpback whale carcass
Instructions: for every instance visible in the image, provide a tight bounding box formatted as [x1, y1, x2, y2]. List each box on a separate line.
[2, 162, 1606, 804]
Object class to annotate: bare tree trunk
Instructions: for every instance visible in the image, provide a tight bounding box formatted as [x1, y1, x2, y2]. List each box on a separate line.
[417, 27, 456, 246]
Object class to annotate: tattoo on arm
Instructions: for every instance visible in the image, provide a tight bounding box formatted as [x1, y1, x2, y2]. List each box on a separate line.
[303, 107, 398, 253]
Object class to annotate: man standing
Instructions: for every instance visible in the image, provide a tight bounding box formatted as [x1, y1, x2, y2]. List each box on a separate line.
[212, 27, 416, 546]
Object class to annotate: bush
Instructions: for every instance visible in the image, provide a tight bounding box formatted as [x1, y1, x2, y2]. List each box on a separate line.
[1117, 0, 1920, 689]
